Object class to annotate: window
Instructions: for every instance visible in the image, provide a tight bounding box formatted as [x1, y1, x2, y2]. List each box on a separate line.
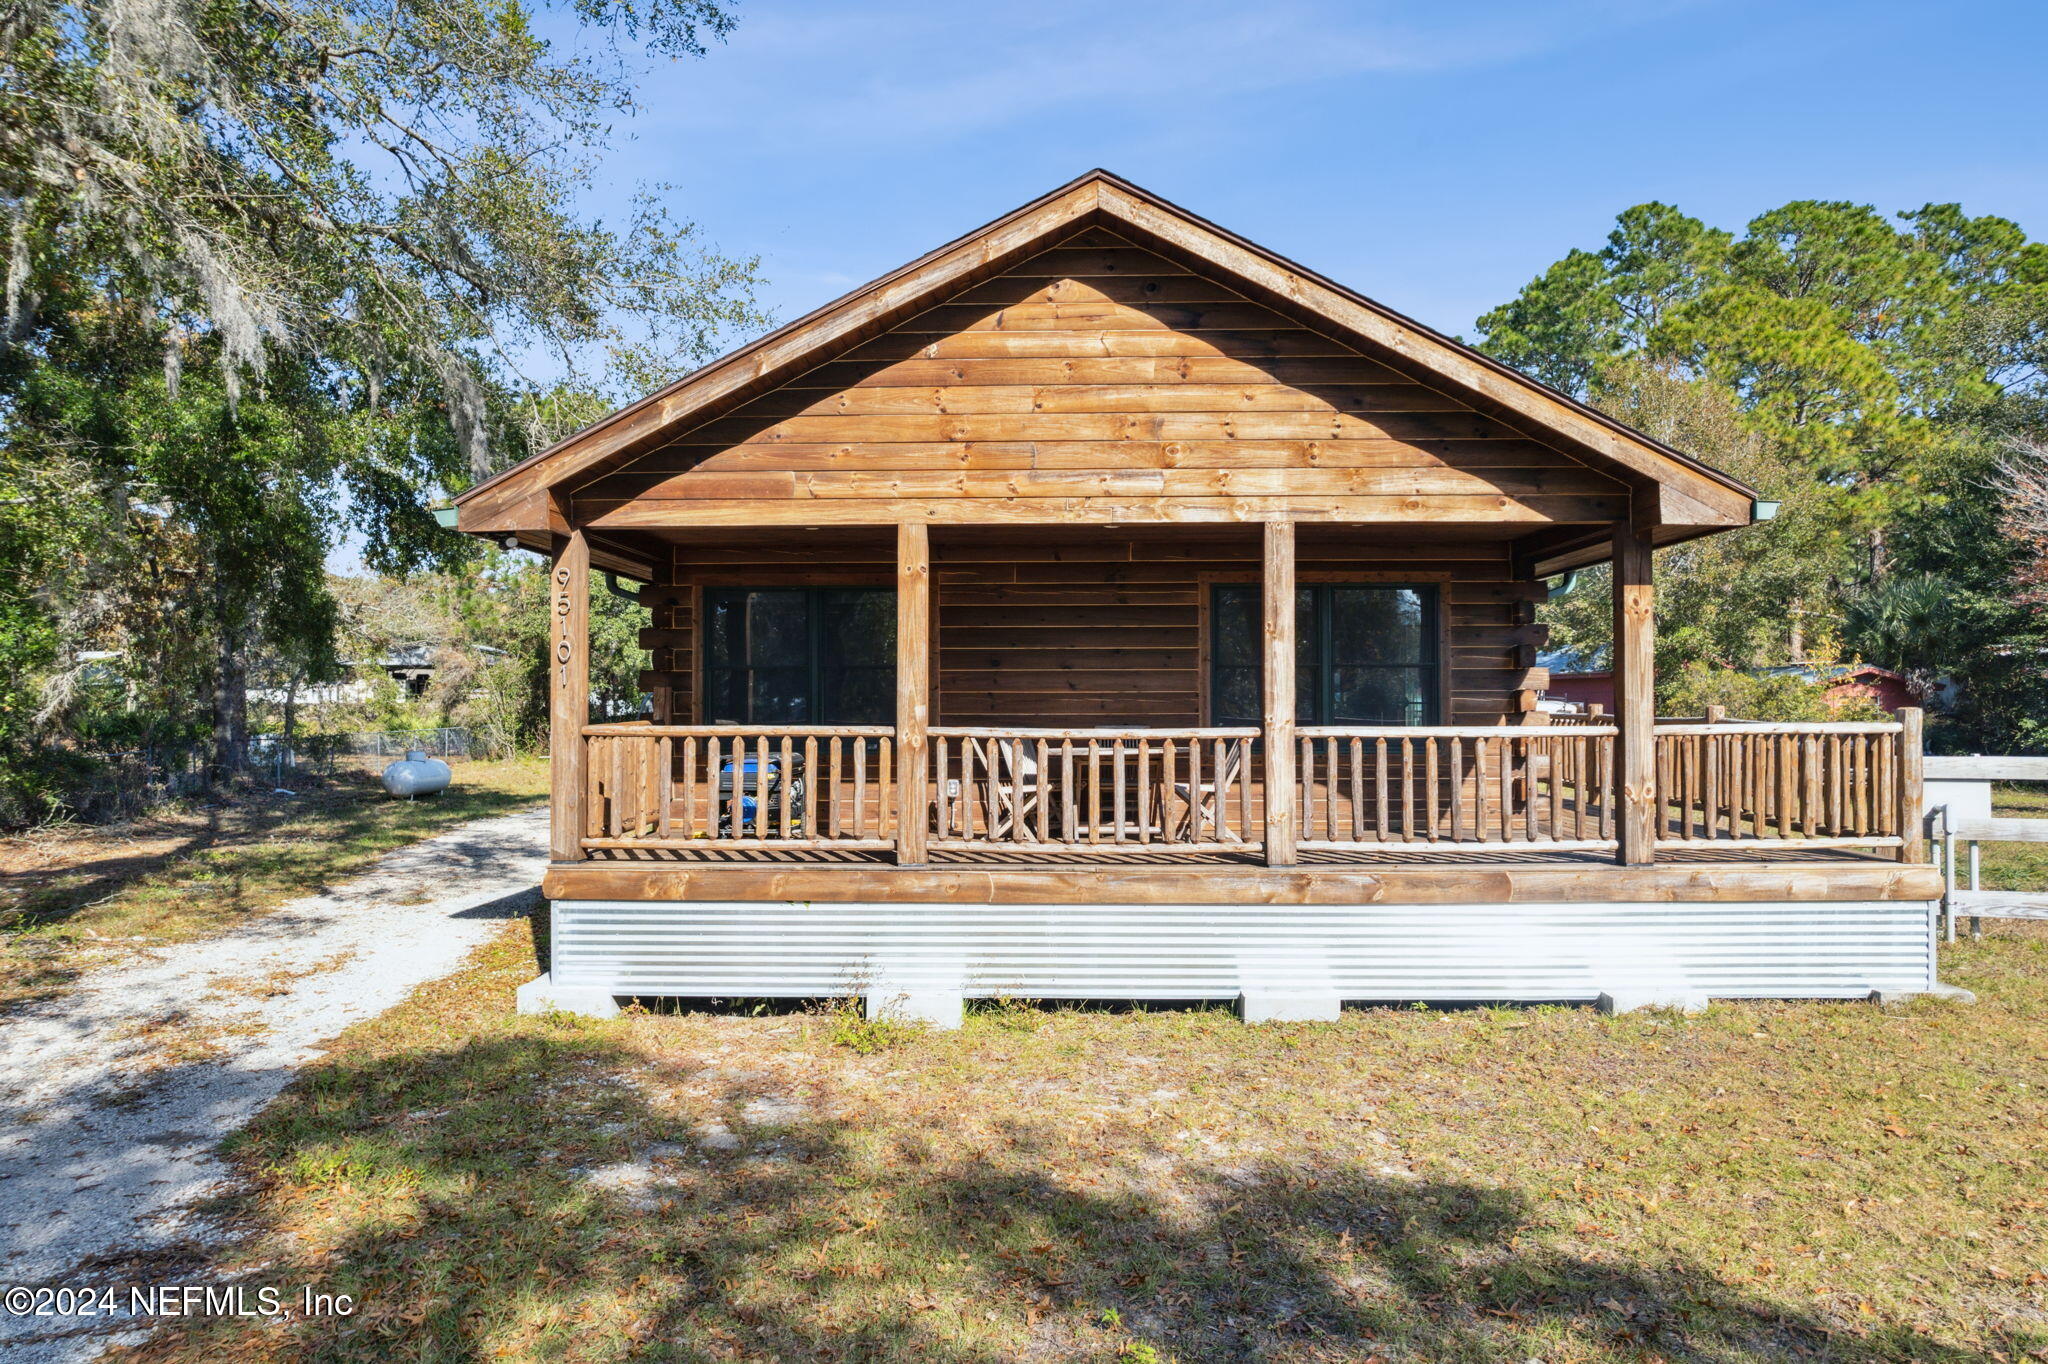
[1210, 584, 1439, 726]
[702, 588, 894, 724]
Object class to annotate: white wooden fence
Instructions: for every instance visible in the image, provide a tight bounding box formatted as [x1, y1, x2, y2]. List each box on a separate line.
[1925, 756, 2048, 940]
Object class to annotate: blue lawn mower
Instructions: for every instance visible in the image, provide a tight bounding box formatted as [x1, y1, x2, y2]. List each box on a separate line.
[716, 750, 807, 837]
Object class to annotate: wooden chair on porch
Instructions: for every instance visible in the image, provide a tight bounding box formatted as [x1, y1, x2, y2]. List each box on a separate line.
[985, 737, 1044, 842]
[1169, 739, 1247, 843]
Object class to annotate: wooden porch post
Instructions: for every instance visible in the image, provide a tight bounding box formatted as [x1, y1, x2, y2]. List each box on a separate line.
[550, 529, 591, 863]
[896, 522, 931, 865]
[1613, 523, 1656, 865]
[1263, 520, 1297, 865]
[1897, 706, 1925, 863]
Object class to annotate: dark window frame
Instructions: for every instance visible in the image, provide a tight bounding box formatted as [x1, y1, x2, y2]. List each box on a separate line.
[1208, 582, 1442, 726]
[700, 586, 895, 725]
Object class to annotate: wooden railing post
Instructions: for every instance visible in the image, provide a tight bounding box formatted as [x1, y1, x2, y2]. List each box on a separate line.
[1263, 520, 1297, 865]
[1613, 523, 1656, 865]
[1897, 706, 1924, 863]
[895, 522, 931, 865]
[550, 529, 591, 862]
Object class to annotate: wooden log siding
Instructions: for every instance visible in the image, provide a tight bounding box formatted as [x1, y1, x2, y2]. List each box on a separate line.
[568, 226, 1631, 529]
[639, 582, 694, 722]
[639, 534, 1543, 732]
[581, 725, 896, 852]
[605, 218, 1613, 720]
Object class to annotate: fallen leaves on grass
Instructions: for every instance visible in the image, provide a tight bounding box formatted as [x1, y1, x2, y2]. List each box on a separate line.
[107, 919, 2048, 1364]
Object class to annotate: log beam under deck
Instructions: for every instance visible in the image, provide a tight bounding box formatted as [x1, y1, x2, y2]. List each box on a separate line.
[541, 859, 1942, 906]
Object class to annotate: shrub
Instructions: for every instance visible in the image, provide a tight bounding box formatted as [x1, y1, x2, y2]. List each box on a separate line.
[823, 997, 924, 1054]
[1656, 663, 1889, 722]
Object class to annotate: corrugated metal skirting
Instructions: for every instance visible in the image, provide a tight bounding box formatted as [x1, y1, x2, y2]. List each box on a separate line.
[550, 899, 1935, 1001]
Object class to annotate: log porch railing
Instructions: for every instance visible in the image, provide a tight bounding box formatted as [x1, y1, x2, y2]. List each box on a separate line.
[1296, 725, 1620, 851]
[1653, 719, 1916, 850]
[572, 715, 1922, 862]
[929, 727, 1260, 851]
[582, 724, 897, 852]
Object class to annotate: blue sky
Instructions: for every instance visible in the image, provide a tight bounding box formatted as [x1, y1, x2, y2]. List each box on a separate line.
[340, 0, 2047, 572]
[590, 0, 2048, 341]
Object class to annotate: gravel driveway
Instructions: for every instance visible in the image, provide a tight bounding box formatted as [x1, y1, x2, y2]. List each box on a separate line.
[0, 806, 548, 1362]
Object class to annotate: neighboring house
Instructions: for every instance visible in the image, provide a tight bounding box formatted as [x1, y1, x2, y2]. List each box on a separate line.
[359, 641, 505, 699]
[1541, 670, 1614, 711]
[247, 642, 504, 706]
[380, 643, 440, 698]
[248, 678, 372, 706]
[453, 170, 1942, 1025]
[1752, 663, 1918, 715]
[1539, 661, 1919, 717]
[74, 647, 365, 709]
[1537, 648, 1611, 712]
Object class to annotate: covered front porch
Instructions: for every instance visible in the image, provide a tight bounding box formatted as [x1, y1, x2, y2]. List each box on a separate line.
[550, 520, 1925, 879]
[524, 516, 1939, 1022]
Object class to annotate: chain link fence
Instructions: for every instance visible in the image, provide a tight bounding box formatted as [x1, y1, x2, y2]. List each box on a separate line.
[260, 727, 474, 769]
[9, 728, 478, 825]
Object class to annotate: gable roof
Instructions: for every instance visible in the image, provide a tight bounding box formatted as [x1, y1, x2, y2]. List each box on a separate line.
[457, 170, 1758, 555]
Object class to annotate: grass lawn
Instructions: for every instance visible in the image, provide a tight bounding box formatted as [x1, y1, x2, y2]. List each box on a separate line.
[0, 757, 547, 1009]
[119, 909, 2047, 1364]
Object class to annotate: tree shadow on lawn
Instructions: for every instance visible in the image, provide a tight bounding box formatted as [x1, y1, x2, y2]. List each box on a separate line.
[3, 778, 544, 939]
[123, 1028, 2014, 1364]
[2, 804, 233, 930]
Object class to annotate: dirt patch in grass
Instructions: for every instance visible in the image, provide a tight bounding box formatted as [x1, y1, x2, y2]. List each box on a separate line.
[118, 916, 2048, 1364]
[197, 954, 358, 1013]
[0, 758, 546, 1010]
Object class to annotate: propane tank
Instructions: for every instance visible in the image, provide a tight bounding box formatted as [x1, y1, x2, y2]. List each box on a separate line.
[381, 748, 453, 799]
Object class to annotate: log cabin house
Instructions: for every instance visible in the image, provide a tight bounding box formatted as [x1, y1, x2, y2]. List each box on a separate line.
[454, 171, 1943, 1024]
